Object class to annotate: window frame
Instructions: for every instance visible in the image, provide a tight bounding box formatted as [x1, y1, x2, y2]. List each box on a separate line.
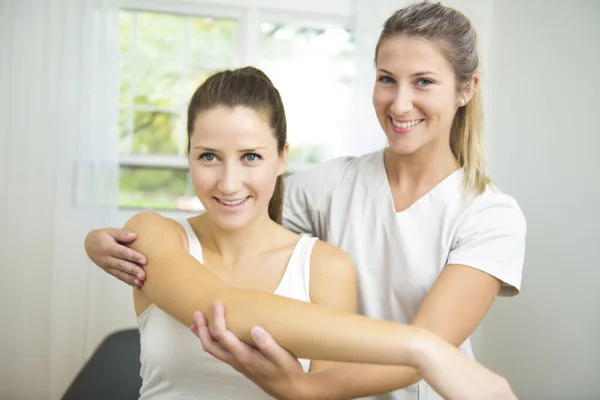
[117, 0, 355, 213]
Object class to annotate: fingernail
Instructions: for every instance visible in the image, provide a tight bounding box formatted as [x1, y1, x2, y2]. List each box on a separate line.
[125, 233, 134, 239]
[137, 273, 144, 280]
[134, 279, 142, 286]
[251, 327, 265, 341]
[138, 258, 145, 265]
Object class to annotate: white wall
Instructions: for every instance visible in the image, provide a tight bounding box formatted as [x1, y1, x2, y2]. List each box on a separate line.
[482, 1, 600, 398]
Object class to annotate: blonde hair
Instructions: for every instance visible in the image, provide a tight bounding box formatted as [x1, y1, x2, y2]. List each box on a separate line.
[375, 1, 490, 196]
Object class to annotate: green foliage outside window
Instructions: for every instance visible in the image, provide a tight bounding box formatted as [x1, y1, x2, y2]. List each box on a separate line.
[117, 10, 354, 210]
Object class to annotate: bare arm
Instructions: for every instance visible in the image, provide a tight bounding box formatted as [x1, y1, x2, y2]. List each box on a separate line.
[193, 265, 513, 400]
[305, 240, 357, 373]
[125, 211, 439, 367]
[297, 195, 526, 398]
[298, 264, 502, 399]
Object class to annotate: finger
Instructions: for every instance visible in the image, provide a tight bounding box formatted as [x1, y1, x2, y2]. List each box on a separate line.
[190, 323, 199, 336]
[196, 319, 236, 363]
[106, 228, 137, 243]
[207, 304, 259, 360]
[193, 311, 207, 327]
[108, 257, 145, 280]
[105, 267, 139, 287]
[202, 324, 272, 375]
[114, 243, 147, 267]
[209, 302, 244, 350]
[211, 301, 228, 338]
[251, 326, 300, 369]
[198, 325, 231, 360]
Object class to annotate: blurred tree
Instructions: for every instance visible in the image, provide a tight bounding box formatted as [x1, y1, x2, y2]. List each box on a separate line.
[116, 10, 351, 209]
[118, 11, 238, 208]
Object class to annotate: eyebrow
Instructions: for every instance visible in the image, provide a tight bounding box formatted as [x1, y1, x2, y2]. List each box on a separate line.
[193, 146, 217, 152]
[192, 146, 267, 152]
[377, 68, 439, 77]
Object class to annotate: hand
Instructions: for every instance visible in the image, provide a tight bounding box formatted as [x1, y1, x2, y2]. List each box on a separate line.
[84, 228, 147, 289]
[417, 336, 517, 400]
[190, 302, 310, 400]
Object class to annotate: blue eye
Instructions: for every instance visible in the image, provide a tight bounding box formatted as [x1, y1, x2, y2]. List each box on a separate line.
[199, 153, 216, 161]
[416, 78, 434, 87]
[244, 153, 262, 162]
[378, 75, 395, 84]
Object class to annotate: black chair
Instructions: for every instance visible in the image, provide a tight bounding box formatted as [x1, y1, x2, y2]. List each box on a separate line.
[62, 329, 142, 400]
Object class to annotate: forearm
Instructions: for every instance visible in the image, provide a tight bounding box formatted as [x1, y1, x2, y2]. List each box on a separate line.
[142, 252, 432, 368]
[301, 365, 421, 400]
[209, 287, 431, 367]
[150, 259, 426, 399]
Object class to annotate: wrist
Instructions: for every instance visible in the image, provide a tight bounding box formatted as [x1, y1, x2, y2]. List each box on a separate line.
[405, 328, 439, 373]
[284, 372, 334, 400]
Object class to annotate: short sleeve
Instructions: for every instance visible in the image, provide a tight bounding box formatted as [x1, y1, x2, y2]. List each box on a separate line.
[447, 190, 527, 296]
[282, 157, 353, 239]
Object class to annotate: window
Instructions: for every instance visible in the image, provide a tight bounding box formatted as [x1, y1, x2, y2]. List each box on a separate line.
[117, 6, 355, 211]
[258, 23, 355, 165]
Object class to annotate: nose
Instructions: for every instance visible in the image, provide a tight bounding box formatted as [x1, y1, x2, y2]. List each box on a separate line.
[218, 163, 243, 195]
[390, 85, 413, 116]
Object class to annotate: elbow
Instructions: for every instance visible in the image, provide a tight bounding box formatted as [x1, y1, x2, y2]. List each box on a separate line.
[83, 229, 98, 259]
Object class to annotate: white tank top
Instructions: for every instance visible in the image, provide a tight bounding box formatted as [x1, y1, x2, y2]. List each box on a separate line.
[138, 219, 316, 399]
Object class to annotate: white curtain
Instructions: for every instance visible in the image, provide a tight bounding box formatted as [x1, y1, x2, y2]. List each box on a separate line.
[0, 0, 122, 398]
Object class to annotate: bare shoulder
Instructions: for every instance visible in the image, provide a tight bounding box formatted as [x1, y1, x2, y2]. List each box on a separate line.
[125, 210, 173, 230]
[124, 211, 187, 251]
[309, 239, 356, 311]
[310, 240, 355, 274]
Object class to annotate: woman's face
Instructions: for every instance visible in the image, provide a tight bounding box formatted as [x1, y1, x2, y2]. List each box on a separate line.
[373, 35, 468, 157]
[188, 106, 287, 231]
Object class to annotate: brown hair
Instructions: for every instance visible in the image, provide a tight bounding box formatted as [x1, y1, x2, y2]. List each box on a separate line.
[186, 67, 287, 224]
[375, 1, 490, 196]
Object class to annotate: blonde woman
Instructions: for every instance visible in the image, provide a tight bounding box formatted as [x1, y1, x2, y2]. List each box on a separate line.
[85, 2, 526, 399]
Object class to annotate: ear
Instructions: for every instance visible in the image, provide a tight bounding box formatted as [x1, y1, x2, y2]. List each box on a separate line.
[457, 73, 479, 107]
[277, 142, 289, 176]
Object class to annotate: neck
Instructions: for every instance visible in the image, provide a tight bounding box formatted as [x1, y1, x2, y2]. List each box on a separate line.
[195, 212, 279, 265]
[384, 142, 460, 194]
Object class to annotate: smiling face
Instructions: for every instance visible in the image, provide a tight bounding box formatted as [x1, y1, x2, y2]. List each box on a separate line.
[189, 106, 287, 231]
[373, 35, 467, 156]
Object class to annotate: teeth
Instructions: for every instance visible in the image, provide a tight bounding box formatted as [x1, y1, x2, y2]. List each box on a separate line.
[392, 119, 422, 129]
[219, 198, 246, 206]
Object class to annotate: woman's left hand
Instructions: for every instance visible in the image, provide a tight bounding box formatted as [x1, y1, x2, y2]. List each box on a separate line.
[190, 302, 311, 400]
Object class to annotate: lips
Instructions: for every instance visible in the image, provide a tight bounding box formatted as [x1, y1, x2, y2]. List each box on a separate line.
[389, 116, 424, 134]
[392, 118, 423, 128]
[214, 196, 250, 208]
[216, 197, 247, 206]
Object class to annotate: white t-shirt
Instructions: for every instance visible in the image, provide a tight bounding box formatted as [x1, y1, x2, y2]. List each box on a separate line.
[283, 149, 526, 400]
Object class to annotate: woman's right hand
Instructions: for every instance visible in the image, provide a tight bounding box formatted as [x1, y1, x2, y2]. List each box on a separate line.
[84, 228, 147, 289]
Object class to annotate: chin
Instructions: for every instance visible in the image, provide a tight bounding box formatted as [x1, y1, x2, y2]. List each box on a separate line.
[386, 137, 422, 156]
[214, 216, 252, 231]
[201, 207, 247, 231]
